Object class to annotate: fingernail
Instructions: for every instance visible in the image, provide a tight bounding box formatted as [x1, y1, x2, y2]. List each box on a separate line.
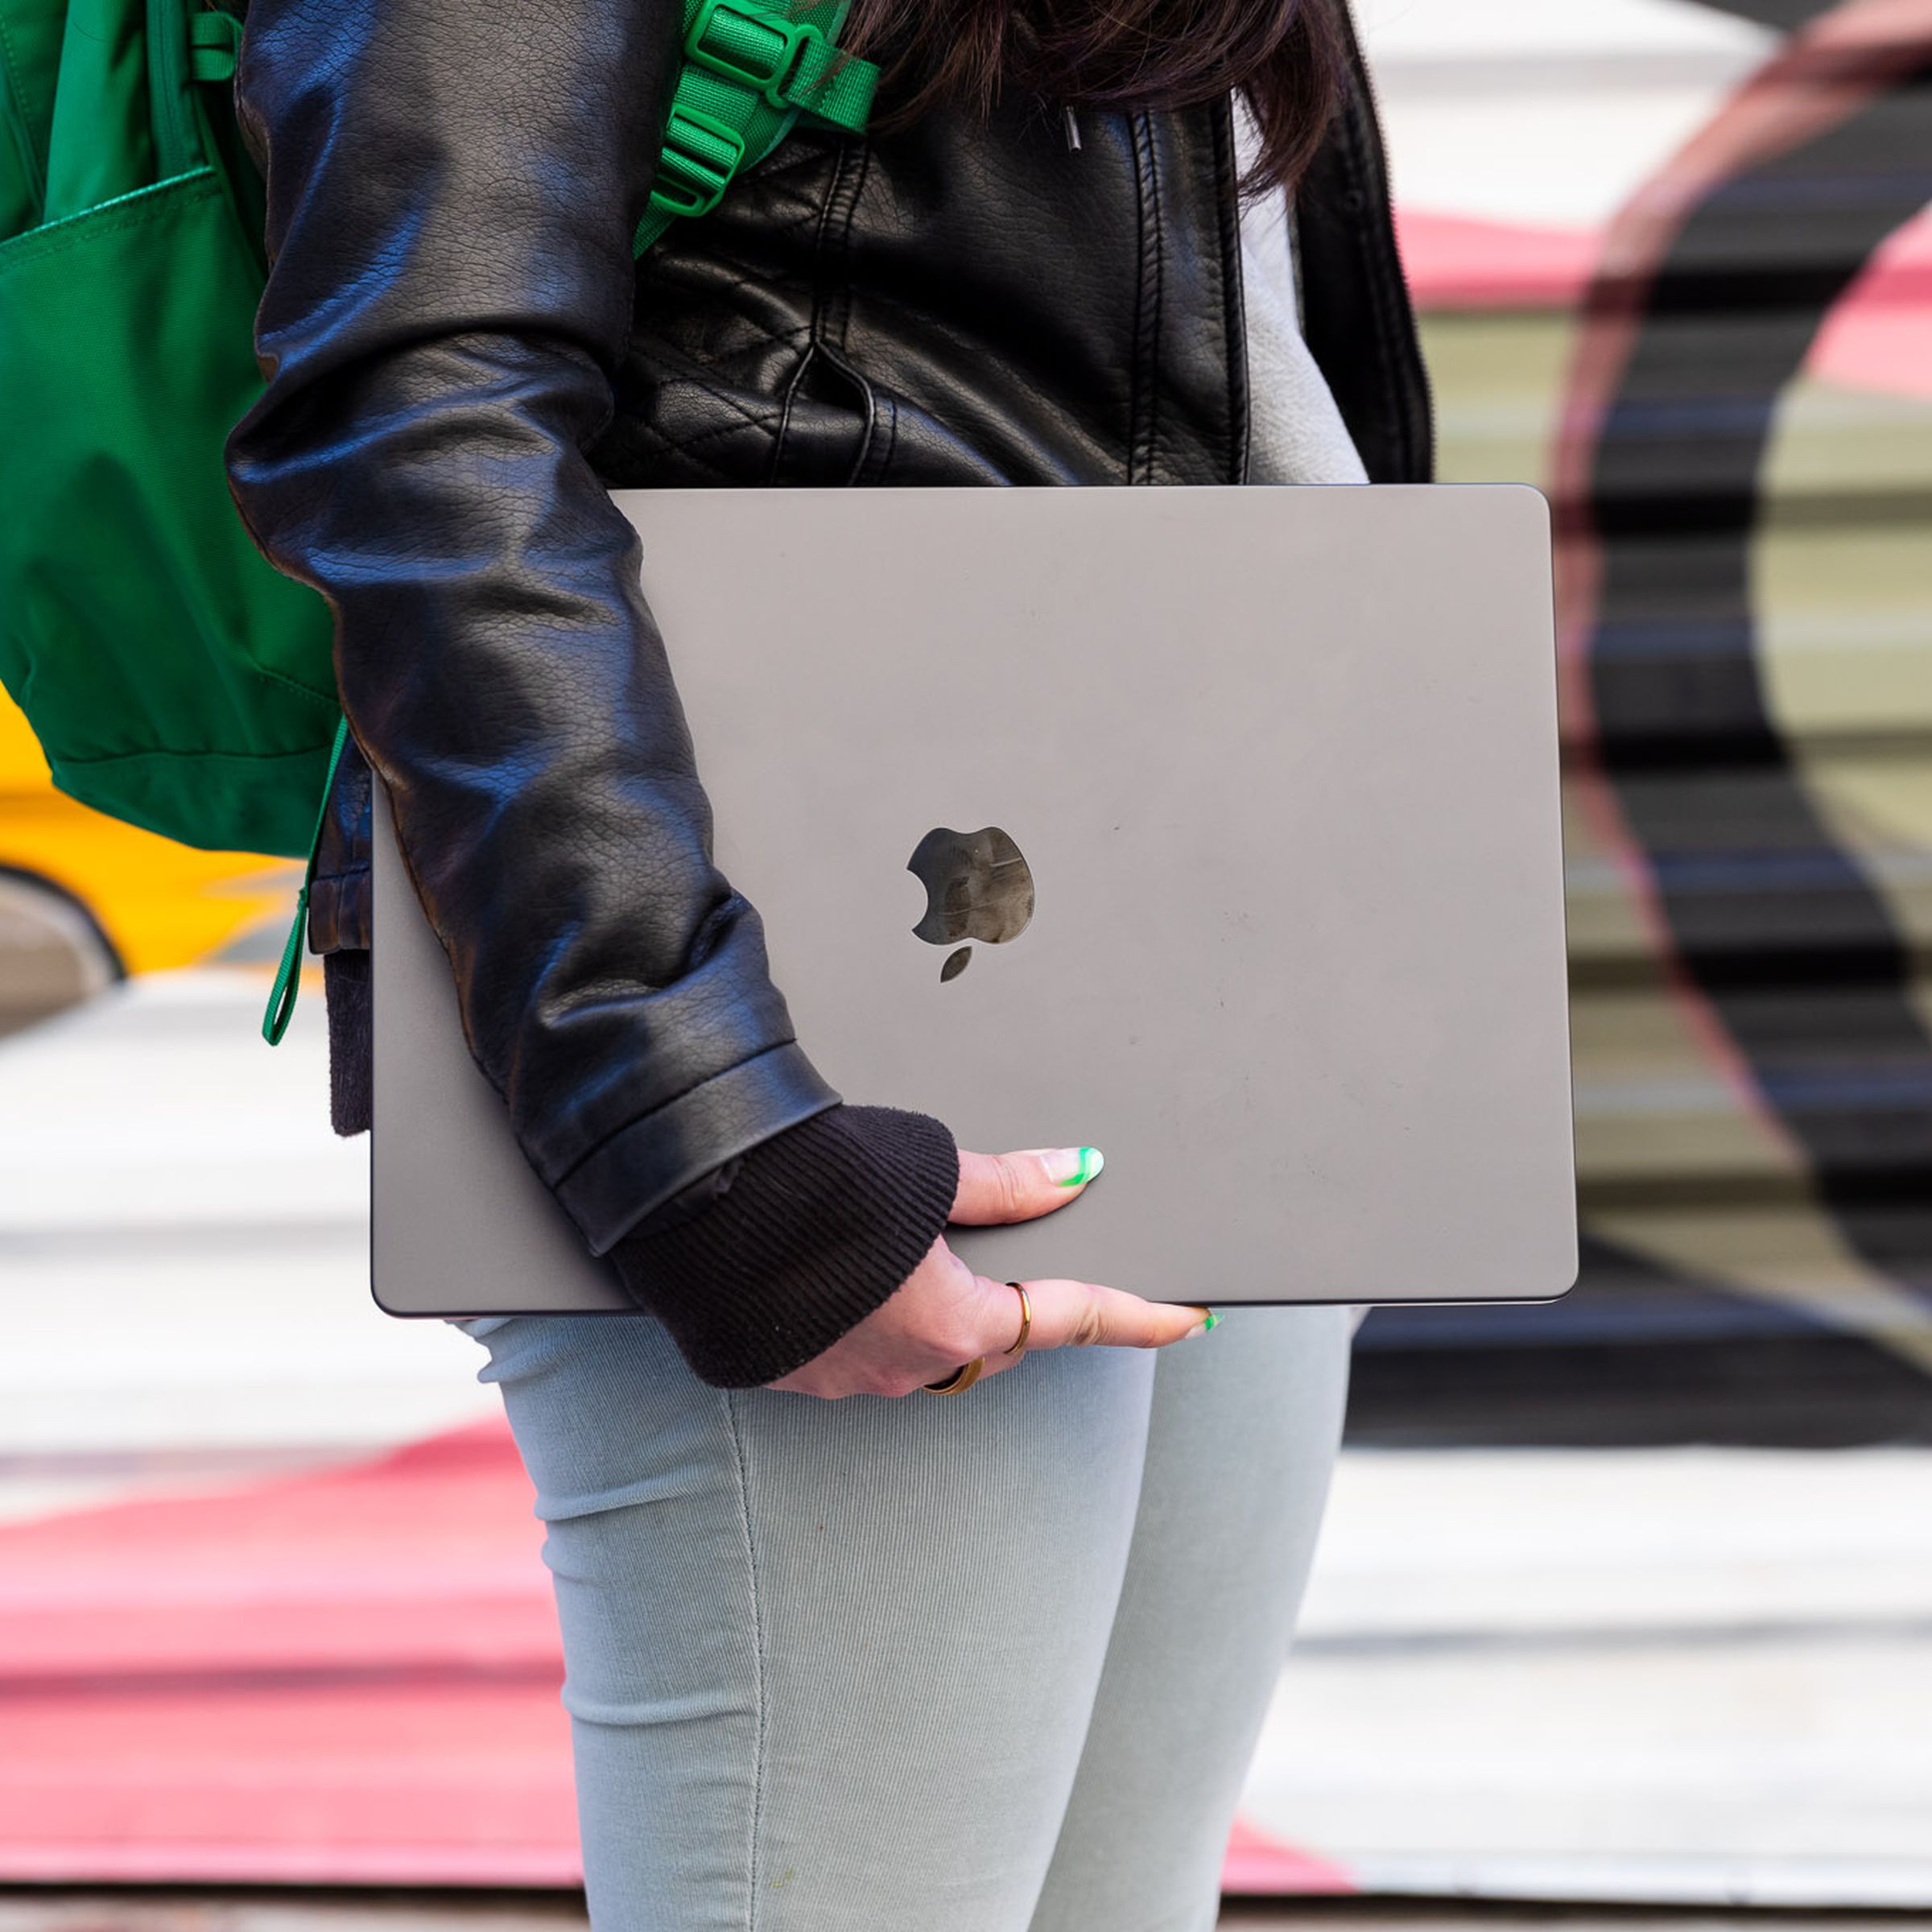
[1185, 1308, 1219, 1339]
[1045, 1147, 1104, 1188]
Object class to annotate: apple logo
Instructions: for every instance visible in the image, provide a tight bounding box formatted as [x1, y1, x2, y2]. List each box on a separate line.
[907, 826, 1034, 982]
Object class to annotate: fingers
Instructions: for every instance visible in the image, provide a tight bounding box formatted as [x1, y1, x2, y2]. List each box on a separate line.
[764, 1236, 1214, 1404]
[952, 1146, 1105, 1226]
[1016, 1278, 1212, 1352]
[944, 1267, 1209, 1359]
[960, 1275, 1034, 1377]
[897, 1265, 1034, 1392]
[946, 1150, 1210, 1352]
[770, 1243, 1022, 1401]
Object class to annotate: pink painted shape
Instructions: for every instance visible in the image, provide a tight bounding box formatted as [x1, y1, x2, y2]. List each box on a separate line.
[1807, 206, 1932, 401]
[1393, 200, 1932, 404]
[1393, 208, 1602, 311]
[0, 1422, 577, 1886]
[1221, 1816, 1358, 1895]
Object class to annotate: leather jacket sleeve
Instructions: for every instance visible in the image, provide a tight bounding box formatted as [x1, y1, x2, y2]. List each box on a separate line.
[224, 0, 956, 1371]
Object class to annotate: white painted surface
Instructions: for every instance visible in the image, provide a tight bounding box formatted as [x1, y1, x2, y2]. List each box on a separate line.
[1356, 0, 1777, 228]
[0, 972, 493, 1522]
[1248, 1448, 1932, 1897]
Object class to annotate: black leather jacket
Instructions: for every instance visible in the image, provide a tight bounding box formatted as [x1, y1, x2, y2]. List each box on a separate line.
[226, 0, 1428, 1375]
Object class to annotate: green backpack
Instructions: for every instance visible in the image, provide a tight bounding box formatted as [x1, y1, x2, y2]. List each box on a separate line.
[0, 0, 875, 1035]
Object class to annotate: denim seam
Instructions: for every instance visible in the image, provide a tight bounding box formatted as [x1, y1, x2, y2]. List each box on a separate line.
[724, 1389, 768, 1928]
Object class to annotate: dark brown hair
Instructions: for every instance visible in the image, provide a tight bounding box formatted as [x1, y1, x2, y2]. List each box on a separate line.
[842, 0, 1343, 192]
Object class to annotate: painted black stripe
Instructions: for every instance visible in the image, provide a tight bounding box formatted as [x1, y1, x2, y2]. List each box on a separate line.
[1348, 1236, 1932, 1448]
[1690, 0, 1835, 29]
[1584, 55, 1932, 1280]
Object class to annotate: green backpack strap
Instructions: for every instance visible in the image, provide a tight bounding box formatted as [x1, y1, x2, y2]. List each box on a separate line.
[262, 715, 349, 1044]
[632, 0, 877, 257]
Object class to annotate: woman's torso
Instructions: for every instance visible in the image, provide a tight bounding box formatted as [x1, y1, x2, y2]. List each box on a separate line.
[305, 7, 1430, 997]
[586, 29, 1426, 498]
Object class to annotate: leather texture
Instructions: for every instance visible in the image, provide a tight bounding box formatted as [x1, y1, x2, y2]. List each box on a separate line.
[225, 0, 1430, 1263]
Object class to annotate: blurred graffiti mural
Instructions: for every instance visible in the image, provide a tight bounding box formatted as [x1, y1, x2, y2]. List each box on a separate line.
[1349, 0, 1932, 1447]
[2, 0, 1930, 1897]
[0, 0, 1928, 1432]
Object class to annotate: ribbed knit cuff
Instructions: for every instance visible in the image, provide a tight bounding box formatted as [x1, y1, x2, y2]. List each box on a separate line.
[321, 948, 373, 1137]
[609, 1104, 960, 1388]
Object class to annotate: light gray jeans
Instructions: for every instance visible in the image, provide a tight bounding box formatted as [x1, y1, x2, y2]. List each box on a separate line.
[459, 1302, 1350, 1932]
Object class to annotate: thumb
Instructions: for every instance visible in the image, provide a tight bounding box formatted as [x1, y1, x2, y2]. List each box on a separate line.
[952, 1146, 1105, 1226]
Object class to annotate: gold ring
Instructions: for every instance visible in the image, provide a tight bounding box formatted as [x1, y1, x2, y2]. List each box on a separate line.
[1003, 1282, 1032, 1357]
[923, 1356, 985, 1396]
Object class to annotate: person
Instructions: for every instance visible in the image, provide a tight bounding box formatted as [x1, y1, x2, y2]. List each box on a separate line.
[224, 0, 1429, 1922]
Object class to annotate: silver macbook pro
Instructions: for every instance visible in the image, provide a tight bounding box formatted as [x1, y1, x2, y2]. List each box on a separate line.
[372, 485, 1576, 1316]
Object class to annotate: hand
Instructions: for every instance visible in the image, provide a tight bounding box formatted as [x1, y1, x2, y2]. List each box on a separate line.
[770, 1147, 1212, 1398]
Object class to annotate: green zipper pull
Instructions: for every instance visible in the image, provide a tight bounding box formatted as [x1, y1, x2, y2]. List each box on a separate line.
[262, 717, 351, 1045]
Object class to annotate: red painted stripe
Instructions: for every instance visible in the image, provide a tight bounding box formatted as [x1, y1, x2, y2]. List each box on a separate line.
[0, 1421, 1347, 1893]
[1395, 208, 1601, 310]
[0, 1847, 588, 1889]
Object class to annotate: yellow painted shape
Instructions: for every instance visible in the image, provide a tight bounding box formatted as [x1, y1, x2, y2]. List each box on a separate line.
[1590, 1200, 1932, 1375]
[1754, 522, 1932, 741]
[1752, 372, 1932, 964]
[1562, 780, 1667, 972]
[1571, 985, 1803, 1195]
[1803, 757, 1932, 861]
[1416, 308, 1579, 488]
[1759, 372, 1932, 506]
[1755, 374, 1932, 901]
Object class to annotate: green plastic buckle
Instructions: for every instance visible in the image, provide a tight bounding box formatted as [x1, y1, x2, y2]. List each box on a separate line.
[686, 0, 828, 109]
[649, 103, 748, 219]
[188, 9, 243, 84]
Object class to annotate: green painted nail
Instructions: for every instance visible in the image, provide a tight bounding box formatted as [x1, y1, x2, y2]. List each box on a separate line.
[1203, 1309, 1219, 1331]
[1057, 1146, 1104, 1187]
